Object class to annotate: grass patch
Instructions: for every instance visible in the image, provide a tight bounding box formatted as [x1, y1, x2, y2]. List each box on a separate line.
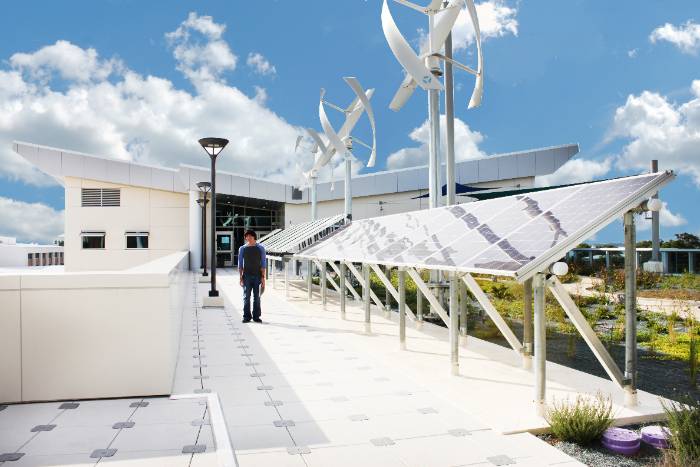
[544, 393, 614, 445]
[661, 397, 700, 466]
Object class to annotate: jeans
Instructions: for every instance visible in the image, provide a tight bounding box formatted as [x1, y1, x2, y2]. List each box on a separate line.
[242, 274, 261, 320]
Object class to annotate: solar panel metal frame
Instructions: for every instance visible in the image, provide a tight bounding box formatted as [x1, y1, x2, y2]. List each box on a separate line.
[261, 214, 346, 255]
[295, 172, 675, 282]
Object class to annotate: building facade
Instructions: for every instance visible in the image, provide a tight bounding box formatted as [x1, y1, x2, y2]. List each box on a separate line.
[0, 236, 64, 268]
[14, 141, 579, 272]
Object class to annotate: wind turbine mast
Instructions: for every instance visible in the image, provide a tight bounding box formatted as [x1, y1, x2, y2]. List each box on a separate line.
[382, 0, 483, 209]
[306, 77, 376, 222]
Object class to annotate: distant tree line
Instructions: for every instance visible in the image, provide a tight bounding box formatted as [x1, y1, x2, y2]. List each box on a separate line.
[575, 233, 700, 250]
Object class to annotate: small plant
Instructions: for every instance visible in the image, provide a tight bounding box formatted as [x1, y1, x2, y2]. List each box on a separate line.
[544, 393, 614, 445]
[490, 283, 514, 301]
[668, 312, 679, 344]
[689, 320, 698, 389]
[661, 396, 700, 466]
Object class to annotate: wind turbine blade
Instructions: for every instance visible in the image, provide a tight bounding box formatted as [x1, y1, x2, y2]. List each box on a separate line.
[319, 99, 348, 164]
[306, 128, 329, 158]
[389, 73, 418, 111]
[426, 0, 444, 13]
[343, 77, 377, 168]
[382, 0, 442, 91]
[432, 0, 463, 52]
[294, 135, 303, 152]
[466, 0, 483, 108]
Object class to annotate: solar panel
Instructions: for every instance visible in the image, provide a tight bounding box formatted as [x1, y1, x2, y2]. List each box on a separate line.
[296, 172, 674, 281]
[258, 229, 282, 243]
[261, 214, 346, 255]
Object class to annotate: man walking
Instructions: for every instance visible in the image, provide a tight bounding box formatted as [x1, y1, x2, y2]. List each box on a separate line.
[238, 230, 267, 323]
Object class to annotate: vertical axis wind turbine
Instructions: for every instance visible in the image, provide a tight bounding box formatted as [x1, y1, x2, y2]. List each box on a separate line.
[306, 77, 376, 222]
[381, 0, 483, 209]
[294, 135, 321, 221]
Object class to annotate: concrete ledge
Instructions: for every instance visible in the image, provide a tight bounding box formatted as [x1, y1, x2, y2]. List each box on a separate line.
[202, 295, 224, 308]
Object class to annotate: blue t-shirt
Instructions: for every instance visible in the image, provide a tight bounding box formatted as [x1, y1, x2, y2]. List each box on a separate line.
[238, 243, 267, 277]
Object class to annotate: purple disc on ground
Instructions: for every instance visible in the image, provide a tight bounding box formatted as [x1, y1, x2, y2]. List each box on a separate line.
[601, 427, 641, 456]
[641, 425, 670, 449]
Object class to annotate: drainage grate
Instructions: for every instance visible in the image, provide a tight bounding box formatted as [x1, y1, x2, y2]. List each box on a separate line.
[90, 449, 117, 459]
[273, 420, 295, 427]
[370, 437, 395, 447]
[112, 422, 135, 429]
[250, 373, 266, 378]
[264, 401, 283, 407]
[257, 385, 274, 390]
[59, 402, 79, 409]
[182, 445, 206, 454]
[30, 425, 56, 432]
[487, 455, 516, 466]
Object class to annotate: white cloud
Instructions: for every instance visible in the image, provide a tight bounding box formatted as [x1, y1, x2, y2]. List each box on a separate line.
[535, 157, 612, 187]
[0, 12, 311, 187]
[10, 40, 122, 83]
[610, 80, 700, 185]
[0, 197, 63, 243]
[453, 0, 518, 50]
[386, 115, 486, 170]
[165, 12, 237, 85]
[246, 52, 276, 76]
[627, 48, 638, 58]
[637, 201, 687, 231]
[650, 20, 700, 55]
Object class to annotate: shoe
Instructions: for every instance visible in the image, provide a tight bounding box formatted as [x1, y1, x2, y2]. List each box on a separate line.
[253, 318, 263, 323]
[242, 318, 251, 323]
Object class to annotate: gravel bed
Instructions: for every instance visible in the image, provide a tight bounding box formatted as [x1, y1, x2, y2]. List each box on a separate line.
[539, 433, 663, 467]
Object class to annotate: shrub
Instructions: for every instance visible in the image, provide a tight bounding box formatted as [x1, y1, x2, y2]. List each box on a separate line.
[544, 393, 614, 445]
[490, 283, 514, 301]
[662, 397, 700, 466]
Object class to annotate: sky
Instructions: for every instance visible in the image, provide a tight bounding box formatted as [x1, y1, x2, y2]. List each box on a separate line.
[0, 0, 698, 244]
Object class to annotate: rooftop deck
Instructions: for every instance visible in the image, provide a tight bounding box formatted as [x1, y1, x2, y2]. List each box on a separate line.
[1, 268, 669, 466]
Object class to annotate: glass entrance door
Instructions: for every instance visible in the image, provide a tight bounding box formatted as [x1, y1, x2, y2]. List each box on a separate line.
[216, 232, 233, 267]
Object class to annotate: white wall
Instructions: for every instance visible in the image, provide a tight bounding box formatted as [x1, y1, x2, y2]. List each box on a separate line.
[64, 176, 189, 271]
[0, 251, 188, 403]
[0, 244, 63, 267]
[284, 176, 535, 225]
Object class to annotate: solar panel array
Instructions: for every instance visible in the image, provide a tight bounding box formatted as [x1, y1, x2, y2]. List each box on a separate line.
[296, 172, 674, 281]
[261, 214, 346, 255]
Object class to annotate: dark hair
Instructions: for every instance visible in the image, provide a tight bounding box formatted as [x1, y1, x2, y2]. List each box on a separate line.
[243, 230, 257, 239]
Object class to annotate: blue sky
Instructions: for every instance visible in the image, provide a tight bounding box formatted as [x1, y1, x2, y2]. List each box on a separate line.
[0, 0, 698, 243]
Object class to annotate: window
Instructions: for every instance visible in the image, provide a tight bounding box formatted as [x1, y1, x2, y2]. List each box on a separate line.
[27, 253, 32, 267]
[125, 231, 149, 249]
[81, 231, 106, 249]
[291, 187, 303, 200]
[81, 188, 121, 207]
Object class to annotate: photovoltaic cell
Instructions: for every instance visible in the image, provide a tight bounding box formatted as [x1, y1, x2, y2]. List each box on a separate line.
[261, 214, 345, 255]
[297, 172, 674, 281]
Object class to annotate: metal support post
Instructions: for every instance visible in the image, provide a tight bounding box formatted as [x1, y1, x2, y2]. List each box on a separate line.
[363, 263, 371, 334]
[624, 211, 638, 406]
[307, 260, 313, 303]
[651, 160, 660, 262]
[271, 258, 276, 289]
[344, 155, 353, 222]
[399, 268, 406, 350]
[384, 266, 392, 318]
[285, 260, 290, 298]
[339, 262, 346, 319]
[459, 280, 468, 345]
[533, 273, 546, 415]
[417, 287, 424, 327]
[444, 23, 456, 206]
[321, 261, 327, 309]
[449, 273, 459, 375]
[522, 278, 533, 370]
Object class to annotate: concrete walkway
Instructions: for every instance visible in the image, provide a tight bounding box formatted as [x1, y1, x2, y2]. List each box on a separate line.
[175, 272, 596, 466]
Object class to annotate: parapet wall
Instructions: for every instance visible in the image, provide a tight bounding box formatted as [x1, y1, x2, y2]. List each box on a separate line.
[0, 251, 189, 403]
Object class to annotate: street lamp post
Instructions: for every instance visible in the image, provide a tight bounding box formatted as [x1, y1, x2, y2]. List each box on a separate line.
[196, 181, 211, 276]
[198, 138, 229, 307]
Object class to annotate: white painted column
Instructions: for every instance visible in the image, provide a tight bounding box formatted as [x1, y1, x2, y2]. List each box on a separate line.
[188, 191, 202, 272]
[363, 263, 371, 334]
[534, 273, 546, 416]
[449, 272, 459, 375]
[399, 268, 406, 350]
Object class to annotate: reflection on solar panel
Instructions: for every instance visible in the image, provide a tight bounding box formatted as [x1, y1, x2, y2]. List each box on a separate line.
[297, 172, 674, 281]
[258, 229, 282, 243]
[261, 214, 346, 255]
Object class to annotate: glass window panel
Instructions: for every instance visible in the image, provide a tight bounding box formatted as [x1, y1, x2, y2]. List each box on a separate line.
[82, 236, 105, 249]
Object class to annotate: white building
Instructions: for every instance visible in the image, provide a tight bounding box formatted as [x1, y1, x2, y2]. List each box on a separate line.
[13, 141, 578, 272]
[0, 236, 64, 268]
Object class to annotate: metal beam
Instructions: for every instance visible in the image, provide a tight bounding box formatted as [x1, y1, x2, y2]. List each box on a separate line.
[522, 277, 533, 369]
[461, 274, 523, 354]
[346, 262, 384, 310]
[307, 260, 313, 302]
[546, 276, 626, 389]
[459, 280, 468, 343]
[399, 268, 407, 350]
[321, 261, 327, 308]
[533, 273, 546, 415]
[624, 211, 638, 406]
[339, 262, 347, 319]
[449, 272, 459, 375]
[406, 268, 450, 326]
[369, 263, 416, 322]
[328, 261, 361, 301]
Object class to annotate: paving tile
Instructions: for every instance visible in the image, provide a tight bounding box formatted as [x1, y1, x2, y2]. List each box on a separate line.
[98, 449, 192, 466]
[236, 450, 307, 467]
[6, 452, 94, 466]
[104, 422, 201, 453]
[0, 403, 62, 431]
[21, 425, 116, 456]
[128, 399, 205, 425]
[302, 442, 406, 467]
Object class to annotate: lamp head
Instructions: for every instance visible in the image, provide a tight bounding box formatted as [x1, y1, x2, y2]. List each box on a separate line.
[198, 137, 229, 158]
[196, 181, 212, 193]
[196, 198, 209, 207]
